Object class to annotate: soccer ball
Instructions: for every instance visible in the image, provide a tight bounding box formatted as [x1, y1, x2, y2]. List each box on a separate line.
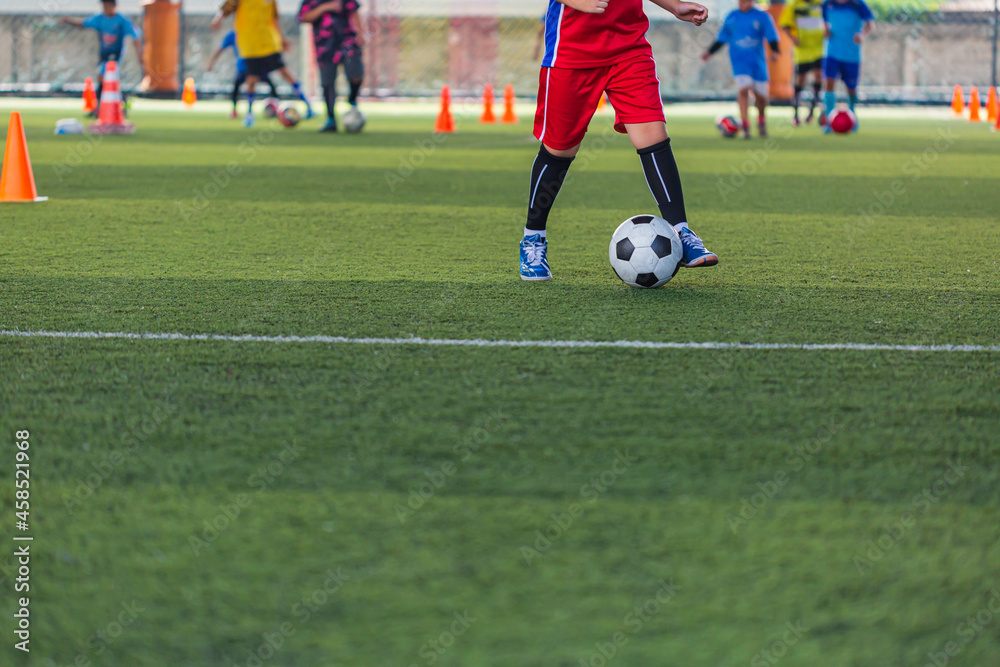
[829, 109, 857, 134]
[278, 104, 301, 128]
[262, 97, 281, 119]
[609, 215, 683, 289]
[343, 107, 366, 133]
[715, 114, 739, 138]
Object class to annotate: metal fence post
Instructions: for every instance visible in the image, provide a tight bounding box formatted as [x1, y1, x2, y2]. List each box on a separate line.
[993, 0, 998, 88]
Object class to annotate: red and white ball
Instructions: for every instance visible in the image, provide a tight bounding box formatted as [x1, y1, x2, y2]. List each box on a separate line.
[715, 114, 739, 138]
[829, 109, 857, 134]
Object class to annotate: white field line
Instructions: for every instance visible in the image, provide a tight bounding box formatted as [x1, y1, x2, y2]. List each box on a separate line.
[1, 329, 998, 353]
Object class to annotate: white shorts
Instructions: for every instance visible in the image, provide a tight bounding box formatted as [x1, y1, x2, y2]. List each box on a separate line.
[734, 76, 769, 97]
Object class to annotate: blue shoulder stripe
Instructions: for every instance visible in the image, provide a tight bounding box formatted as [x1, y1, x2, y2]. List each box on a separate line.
[541, 1, 564, 67]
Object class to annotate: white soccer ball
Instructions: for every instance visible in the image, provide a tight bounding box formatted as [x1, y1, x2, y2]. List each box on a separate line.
[343, 108, 366, 133]
[609, 215, 683, 288]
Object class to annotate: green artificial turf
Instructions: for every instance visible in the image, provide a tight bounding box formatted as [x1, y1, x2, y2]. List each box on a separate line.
[0, 106, 999, 666]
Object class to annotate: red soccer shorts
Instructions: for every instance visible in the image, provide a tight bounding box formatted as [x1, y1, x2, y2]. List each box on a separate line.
[533, 55, 665, 150]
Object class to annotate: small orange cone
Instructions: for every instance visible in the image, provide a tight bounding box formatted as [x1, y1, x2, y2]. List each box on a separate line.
[501, 84, 517, 124]
[951, 85, 964, 115]
[182, 77, 197, 106]
[91, 61, 134, 134]
[994, 102, 1000, 132]
[597, 92, 607, 110]
[83, 77, 97, 113]
[434, 86, 454, 133]
[0, 112, 47, 203]
[987, 86, 998, 122]
[480, 84, 496, 124]
[968, 86, 981, 122]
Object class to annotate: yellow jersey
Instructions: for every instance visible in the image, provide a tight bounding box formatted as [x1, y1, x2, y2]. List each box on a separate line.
[778, 0, 826, 64]
[221, 0, 283, 59]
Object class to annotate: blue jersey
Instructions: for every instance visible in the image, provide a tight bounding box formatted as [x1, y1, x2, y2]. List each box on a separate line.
[716, 8, 779, 75]
[82, 13, 139, 63]
[221, 30, 247, 74]
[822, 0, 873, 63]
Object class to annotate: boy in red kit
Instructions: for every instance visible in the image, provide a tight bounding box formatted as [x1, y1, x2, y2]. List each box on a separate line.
[520, 0, 717, 282]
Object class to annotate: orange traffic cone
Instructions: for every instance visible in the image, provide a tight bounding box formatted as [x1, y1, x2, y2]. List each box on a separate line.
[0, 112, 47, 203]
[182, 77, 197, 106]
[83, 77, 97, 113]
[987, 87, 998, 123]
[480, 84, 496, 123]
[995, 102, 1000, 132]
[968, 86, 981, 122]
[90, 61, 134, 134]
[501, 84, 517, 124]
[434, 86, 454, 133]
[597, 92, 607, 110]
[951, 85, 964, 115]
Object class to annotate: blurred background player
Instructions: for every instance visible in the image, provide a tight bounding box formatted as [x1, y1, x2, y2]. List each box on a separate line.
[521, 0, 717, 282]
[298, 0, 365, 133]
[821, 0, 873, 133]
[779, 0, 826, 126]
[207, 29, 278, 119]
[61, 0, 144, 117]
[210, 0, 314, 127]
[702, 0, 780, 139]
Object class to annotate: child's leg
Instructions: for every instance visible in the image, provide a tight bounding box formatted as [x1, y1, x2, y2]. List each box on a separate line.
[263, 74, 278, 97]
[822, 58, 839, 123]
[525, 143, 577, 237]
[319, 62, 338, 125]
[823, 78, 837, 120]
[738, 87, 751, 133]
[628, 122, 717, 266]
[793, 70, 805, 123]
[232, 72, 245, 111]
[245, 75, 258, 113]
[808, 67, 823, 120]
[627, 122, 688, 229]
[524, 65, 602, 239]
[755, 88, 768, 123]
[277, 66, 313, 112]
[844, 62, 860, 114]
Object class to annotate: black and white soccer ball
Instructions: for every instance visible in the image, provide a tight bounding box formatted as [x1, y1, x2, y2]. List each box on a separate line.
[609, 215, 683, 288]
[343, 107, 366, 133]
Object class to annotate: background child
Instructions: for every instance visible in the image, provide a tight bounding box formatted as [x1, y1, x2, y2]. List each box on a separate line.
[298, 0, 365, 133]
[779, 0, 826, 125]
[206, 29, 278, 119]
[821, 0, 874, 133]
[210, 0, 314, 127]
[702, 0, 780, 139]
[61, 0, 144, 116]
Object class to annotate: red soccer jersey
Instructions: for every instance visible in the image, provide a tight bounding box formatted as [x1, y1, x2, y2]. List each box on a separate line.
[540, 0, 653, 69]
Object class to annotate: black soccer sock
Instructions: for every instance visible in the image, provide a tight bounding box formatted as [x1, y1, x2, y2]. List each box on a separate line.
[231, 78, 242, 109]
[810, 82, 822, 113]
[323, 85, 337, 124]
[525, 146, 574, 233]
[793, 85, 803, 119]
[348, 80, 362, 106]
[637, 138, 688, 227]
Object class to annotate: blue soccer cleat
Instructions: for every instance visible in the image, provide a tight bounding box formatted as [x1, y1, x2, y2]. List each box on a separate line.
[678, 227, 718, 268]
[520, 234, 552, 281]
[243, 113, 256, 128]
[304, 107, 316, 120]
